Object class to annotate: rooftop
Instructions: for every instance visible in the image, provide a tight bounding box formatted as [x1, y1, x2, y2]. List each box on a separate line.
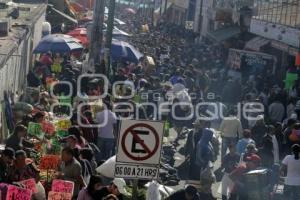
[0, 0, 47, 67]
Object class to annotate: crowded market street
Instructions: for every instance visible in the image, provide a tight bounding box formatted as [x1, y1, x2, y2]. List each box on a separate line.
[0, 0, 299, 200]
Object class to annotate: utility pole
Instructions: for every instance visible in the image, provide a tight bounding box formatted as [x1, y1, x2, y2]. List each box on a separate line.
[105, 0, 116, 77]
[164, 0, 168, 14]
[89, 0, 105, 73]
[160, 0, 162, 16]
[151, 0, 155, 25]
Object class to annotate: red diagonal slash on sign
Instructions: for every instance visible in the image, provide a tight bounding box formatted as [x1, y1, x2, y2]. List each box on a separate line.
[121, 123, 160, 161]
[131, 130, 151, 154]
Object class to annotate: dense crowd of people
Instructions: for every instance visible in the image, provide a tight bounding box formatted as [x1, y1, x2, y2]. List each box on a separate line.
[0, 4, 300, 200]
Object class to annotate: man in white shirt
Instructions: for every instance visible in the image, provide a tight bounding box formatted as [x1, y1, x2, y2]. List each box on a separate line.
[95, 104, 117, 160]
[219, 110, 243, 158]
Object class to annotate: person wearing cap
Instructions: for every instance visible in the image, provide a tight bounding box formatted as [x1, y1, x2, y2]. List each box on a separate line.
[166, 185, 200, 200]
[0, 148, 15, 183]
[229, 154, 261, 200]
[91, 178, 128, 200]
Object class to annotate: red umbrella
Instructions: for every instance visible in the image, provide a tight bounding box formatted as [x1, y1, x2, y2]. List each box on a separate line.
[125, 8, 137, 14]
[66, 28, 89, 47]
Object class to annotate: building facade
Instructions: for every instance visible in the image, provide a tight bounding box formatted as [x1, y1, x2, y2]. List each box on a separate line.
[247, 0, 300, 79]
[0, 1, 47, 140]
[190, 0, 255, 42]
[154, 0, 190, 25]
[250, 0, 300, 53]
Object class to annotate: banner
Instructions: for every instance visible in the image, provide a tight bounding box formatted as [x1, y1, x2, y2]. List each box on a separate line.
[39, 155, 60, 170]
[48, 191, 72, 200]
[28, 122, 43, 139]
[285, 72, 298, 90]
[55, 120, 71, 131]
[0, 183, 8, 200]
[6, 185, 31, 200]
[42, 121, 56, 135]
[51, 180, 74, 195]
[18, 179, 38, 194]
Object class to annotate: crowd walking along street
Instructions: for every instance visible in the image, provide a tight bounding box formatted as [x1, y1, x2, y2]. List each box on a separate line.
[0, 0, 300, 199]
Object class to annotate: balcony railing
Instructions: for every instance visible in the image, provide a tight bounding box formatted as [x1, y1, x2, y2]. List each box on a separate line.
[253, 0, 300, 28]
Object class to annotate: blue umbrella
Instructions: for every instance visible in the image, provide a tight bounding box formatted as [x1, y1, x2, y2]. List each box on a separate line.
[111, 39, 143, 63]
[33, 34, 83, 54]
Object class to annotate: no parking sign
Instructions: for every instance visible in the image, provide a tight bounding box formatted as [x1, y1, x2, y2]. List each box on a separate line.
[115, 120, 164, 180]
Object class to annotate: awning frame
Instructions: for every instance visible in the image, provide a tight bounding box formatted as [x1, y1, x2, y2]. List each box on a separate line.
[48, 5, 78, 24]
[207, 26, 241, 42]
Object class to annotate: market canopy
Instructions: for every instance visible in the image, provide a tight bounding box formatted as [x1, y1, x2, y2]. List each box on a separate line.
[33, 34, 83, 54]
[47, 5, 78, 25]
[124, 7, 137, 14]
[104, 27, 131, 37]
[66, 27, 131, 47]
[244, 36, 270, 51]
[114, 18, 126, 25]
[207, 26, 240, 42]
[66, 28, 89, 47]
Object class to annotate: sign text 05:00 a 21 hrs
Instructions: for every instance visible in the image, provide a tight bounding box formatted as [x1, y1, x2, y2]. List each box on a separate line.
[115, 164, 159, 179]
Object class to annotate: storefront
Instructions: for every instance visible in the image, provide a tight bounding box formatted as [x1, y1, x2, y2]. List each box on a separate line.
[227, 48, 277, 83]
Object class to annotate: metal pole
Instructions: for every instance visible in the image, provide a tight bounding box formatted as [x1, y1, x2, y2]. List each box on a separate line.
[198, 0, 203, 36]
[164, 0, 168, 14]
[89, 0, 105, 72]
[105, 0, 116, 77]
[160, 0, 162, 16]
[151, 0, 155, 25]
[132, 179, 138, 200]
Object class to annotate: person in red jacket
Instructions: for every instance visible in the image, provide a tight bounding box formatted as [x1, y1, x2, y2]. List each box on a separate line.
[229, 154, 261, 200]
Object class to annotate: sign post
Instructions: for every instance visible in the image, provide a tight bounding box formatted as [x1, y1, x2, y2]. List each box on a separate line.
[115, 120, 164, 180]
